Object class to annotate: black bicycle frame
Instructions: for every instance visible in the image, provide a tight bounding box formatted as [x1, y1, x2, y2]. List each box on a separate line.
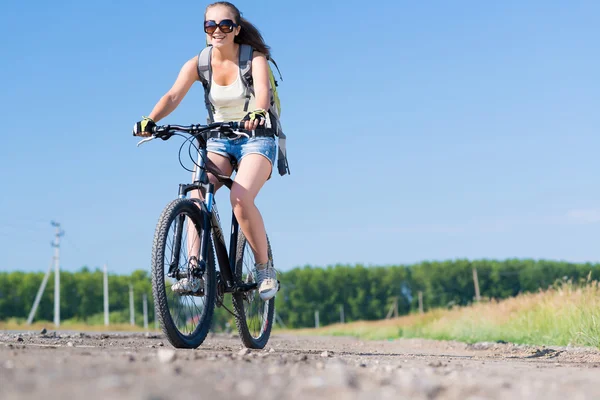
[175, 146, 254, 293]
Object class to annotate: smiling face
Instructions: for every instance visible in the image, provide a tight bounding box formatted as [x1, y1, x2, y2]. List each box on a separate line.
[204, 4, 240, 48]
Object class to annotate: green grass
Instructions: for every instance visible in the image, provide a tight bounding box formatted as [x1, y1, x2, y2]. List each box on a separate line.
[287, 280, 600, 348]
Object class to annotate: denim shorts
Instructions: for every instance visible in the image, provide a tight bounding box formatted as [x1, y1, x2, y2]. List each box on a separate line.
[207, 136, 277, 169]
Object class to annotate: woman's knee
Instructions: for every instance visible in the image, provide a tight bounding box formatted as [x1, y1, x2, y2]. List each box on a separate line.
[208, 174, 223, 189]
[189, 179, 221, 202]
[189, 188, 202, 200]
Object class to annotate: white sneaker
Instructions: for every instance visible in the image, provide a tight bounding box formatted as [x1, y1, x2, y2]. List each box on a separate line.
[255, 261, 279, 301]
[171, 277, 202, 294]
[171, 256, 204, 295]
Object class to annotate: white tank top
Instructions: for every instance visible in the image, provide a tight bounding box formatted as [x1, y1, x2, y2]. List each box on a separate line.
[208, 74, 272, 128]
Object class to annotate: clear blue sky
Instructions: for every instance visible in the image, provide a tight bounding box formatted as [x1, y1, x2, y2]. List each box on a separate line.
[1, 0, 599, 275]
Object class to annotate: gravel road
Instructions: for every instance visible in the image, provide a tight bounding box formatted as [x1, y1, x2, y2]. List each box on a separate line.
[1, 330, 600, 400]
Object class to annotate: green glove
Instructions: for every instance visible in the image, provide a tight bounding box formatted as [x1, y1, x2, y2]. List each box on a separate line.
[133, 116, 156, 136]
[241, 109, 267, 126]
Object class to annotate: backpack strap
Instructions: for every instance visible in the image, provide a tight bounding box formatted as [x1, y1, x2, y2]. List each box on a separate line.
[197, 46, 215, 124]
[238, 44, 254, 112]
[267, 56, 283, 82]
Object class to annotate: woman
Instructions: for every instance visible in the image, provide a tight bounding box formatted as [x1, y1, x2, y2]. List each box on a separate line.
[133, 1, 279, 301]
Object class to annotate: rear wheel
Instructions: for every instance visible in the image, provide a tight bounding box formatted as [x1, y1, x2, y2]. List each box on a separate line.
[232, 231, 275, 349]
[151, 198, 216, 349]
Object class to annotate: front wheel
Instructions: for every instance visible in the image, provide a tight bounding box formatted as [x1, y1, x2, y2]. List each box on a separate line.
[232, 231, 275, 349]
[151, 198, 216, 349]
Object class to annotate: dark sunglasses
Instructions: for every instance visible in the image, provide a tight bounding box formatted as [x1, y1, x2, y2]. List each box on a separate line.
[204, 19, 238, 34]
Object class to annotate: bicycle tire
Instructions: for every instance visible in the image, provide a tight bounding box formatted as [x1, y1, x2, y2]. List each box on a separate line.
[151, 198, 216, 349]
[232, 231, 275, 349]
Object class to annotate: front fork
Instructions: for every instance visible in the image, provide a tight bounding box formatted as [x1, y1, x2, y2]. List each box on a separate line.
[167, 147, 213, 279]
[168, 213, 186, 279]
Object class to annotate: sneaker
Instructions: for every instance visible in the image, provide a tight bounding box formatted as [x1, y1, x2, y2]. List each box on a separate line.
[255, 260, 279, 301]
[171, 277, 201, 294]
[171, 256, 204, 295]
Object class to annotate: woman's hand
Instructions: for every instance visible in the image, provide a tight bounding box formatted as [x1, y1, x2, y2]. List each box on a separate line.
[132, 116, 156, 137]
[241, 109, 267, 130]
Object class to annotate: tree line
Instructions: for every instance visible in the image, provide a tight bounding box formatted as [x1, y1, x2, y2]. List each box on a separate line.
[274, 259, 599, 328]
[1, 259, 598, 328]
[0, 267, 154, 326]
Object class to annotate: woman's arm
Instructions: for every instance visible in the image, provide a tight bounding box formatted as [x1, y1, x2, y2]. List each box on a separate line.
[243, 51, 270, 130]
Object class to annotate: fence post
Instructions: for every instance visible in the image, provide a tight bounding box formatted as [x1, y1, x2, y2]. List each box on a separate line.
[143, 293, 148, 330]
[129, 284, 135, 326]
[472, 267, 481, 301]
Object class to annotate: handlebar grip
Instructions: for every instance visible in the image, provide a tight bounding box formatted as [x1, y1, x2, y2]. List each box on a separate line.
[227, 121, 269, 130]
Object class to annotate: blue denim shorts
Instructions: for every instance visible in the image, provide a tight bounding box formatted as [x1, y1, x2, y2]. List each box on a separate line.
[207, 136, 277, 168]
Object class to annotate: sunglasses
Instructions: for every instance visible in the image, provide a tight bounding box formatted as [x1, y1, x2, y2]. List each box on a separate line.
[204, 19, 238, 34]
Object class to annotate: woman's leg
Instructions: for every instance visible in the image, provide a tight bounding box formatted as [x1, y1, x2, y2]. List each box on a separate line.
[230, 153, 278, 300]
[230, 153, 272, 264]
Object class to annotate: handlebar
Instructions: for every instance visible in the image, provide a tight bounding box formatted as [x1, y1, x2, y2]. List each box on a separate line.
[135, 121, 250, 147]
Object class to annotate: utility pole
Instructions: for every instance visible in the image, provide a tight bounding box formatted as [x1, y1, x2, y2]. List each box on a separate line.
[418, 291, 424, 314]
[27, 260, 54, 325]
[339, 304, 345, 324]
[103, 264, 109, 326]
[129, 284, 135, 326]
[314, 310, 319, 328]
[472, 267, 481, 302]
[51, 221, 64, 327]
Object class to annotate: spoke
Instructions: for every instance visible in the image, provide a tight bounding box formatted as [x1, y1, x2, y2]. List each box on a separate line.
[183, 295, 192, 334]
[176, 295, 184, 330]
[192, 301, 203, 327]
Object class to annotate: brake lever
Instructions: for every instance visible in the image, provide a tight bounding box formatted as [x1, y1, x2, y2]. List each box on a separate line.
[136, 136, 155, 147]
[230, 131, 250, 139]
[219, 122, 249, 139]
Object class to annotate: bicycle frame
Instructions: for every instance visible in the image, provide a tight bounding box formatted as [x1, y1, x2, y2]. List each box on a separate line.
[174, 145, 255, 294]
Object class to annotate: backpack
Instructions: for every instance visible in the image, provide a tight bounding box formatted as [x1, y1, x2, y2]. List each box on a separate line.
[197, 44, 290, 176]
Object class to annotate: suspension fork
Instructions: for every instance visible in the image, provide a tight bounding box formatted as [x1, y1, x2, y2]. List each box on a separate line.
[229, 211, 240, 277]
[198, 182, 215, 272]
[168, 213, 186, 278]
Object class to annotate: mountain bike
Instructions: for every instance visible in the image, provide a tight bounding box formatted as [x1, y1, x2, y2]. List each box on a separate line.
[136, 121, 277, 349]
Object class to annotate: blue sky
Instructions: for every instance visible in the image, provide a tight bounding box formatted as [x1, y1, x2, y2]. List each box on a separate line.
[1, 0, 599, 275]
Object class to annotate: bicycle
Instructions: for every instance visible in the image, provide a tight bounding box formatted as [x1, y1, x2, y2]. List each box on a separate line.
[136, 121, 278, 349]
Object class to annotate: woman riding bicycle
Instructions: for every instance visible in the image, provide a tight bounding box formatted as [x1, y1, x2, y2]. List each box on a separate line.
[133, 1, 279, 301]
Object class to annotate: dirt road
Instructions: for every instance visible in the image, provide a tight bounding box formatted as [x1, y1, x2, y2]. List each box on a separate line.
[1, 330, 600, 400]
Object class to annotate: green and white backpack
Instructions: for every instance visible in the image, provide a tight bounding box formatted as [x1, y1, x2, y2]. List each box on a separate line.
[197, 44, 290, 176]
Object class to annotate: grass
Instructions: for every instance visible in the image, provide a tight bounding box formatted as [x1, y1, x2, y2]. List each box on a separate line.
[0, 318, 159, 332]
[286, 279, 600, 348]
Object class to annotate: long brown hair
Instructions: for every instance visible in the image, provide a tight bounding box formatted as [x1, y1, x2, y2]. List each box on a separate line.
[205, 2, 271, 58]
